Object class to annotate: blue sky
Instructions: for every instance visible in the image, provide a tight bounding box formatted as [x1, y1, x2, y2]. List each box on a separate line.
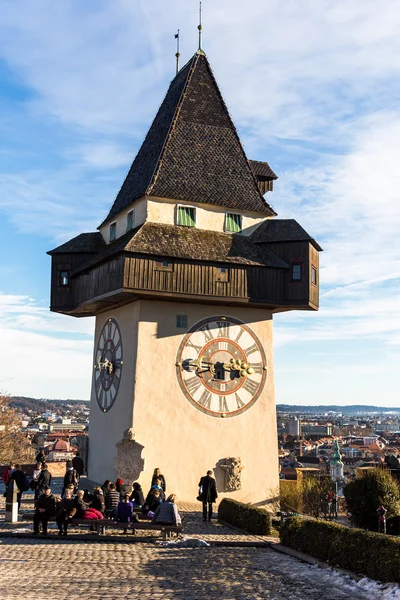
[0, 0, 399, 405]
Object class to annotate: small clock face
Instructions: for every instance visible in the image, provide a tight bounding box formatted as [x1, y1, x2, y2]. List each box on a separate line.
[176, 316, 267, 418]
[93, 318, 123, 413]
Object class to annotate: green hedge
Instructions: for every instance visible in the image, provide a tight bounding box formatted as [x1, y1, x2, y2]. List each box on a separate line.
[280, 517, 400, 583]
[218, 498, 271, 535]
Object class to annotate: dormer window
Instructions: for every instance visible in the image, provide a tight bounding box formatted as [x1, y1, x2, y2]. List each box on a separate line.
[126, 209, 134, 232]
[311, 266, 318, 286]
[109, 222, 116, 242]
[225, 213, 242, 233]
[292, 263, 302, 281]
[177, 205, 196, 227]
[60, 271, 69, 286]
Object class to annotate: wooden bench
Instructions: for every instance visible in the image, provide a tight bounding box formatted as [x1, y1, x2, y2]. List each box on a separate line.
[21, 514, 182, 539]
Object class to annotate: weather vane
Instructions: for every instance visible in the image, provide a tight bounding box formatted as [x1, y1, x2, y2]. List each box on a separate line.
[175, 29, 180, 75]
[198, 2, 203, 51]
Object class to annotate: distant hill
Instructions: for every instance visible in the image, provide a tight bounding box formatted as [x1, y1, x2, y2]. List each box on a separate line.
[10, 396, 89, 413]
[277, 404, 400, 414]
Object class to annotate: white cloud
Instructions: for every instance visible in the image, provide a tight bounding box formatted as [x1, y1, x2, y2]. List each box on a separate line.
[0, 1, 400, 404]
[0, 292, 94, 398]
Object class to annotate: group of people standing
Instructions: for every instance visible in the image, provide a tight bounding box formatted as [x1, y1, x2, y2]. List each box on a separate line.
[32, 465, 182, 535]
[3, 456, 219, 533]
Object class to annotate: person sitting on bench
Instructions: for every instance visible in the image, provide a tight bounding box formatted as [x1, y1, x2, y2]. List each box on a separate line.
[151, 494, 181, 526]
[116, 494, 138, 534]
[56, 487, 76, 536]
[142, 488, 162, 517]
[33, 486, 58, 535]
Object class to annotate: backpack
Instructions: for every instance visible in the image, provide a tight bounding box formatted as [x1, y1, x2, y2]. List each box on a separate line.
[66, 469, 79, 486]
[21, 475, 30, 492]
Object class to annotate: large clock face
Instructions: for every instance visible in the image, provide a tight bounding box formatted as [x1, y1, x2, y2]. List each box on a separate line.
[93, 318, 123, 413]
[176, 316, 267, 418]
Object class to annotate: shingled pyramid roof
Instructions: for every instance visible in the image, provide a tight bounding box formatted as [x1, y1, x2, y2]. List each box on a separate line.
[101, 52, 276, 226]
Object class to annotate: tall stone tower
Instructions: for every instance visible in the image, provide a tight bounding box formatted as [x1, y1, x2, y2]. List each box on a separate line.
[48, 49, 321, 503]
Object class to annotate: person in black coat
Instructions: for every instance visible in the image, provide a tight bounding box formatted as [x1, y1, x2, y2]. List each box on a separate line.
[129, 482, 145, 508]
[198, 470, 218, 522]
[35, 449, 46, 465]
[62, 461, 79, 496]
[72, 452, 84, 476]
[56, 488, 76, 535]
[90, 487, 105, 514]
[37, 463, 52, 496]
[9, 465, 27, 510]
[151, 468, 166, 493]
[34, 487, 58, 535]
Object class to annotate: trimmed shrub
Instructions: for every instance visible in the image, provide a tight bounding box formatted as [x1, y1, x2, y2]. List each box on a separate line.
[218, 498, 272, 535]
[281, 517, 400, 583]
[344, 468, 400, 531]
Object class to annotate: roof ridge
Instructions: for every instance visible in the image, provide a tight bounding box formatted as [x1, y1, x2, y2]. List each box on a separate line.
[146, 54, 197, 196]
[198, 57, 275, 214]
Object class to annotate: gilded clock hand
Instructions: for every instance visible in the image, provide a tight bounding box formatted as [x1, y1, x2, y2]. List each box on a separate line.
[95, 357, 114, 374]
[222, 358, 254, 377]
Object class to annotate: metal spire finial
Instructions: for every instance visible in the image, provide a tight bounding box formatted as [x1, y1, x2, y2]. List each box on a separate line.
[197, 2, 203, 51]
[175, 30, 180, 75]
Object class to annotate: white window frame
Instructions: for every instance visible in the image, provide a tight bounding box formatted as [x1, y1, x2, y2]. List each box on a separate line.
[176, 204, 196, 227]
[224, 212, 242, 233]
[109, 221, 117, 242]
[126, 209, 135, 232]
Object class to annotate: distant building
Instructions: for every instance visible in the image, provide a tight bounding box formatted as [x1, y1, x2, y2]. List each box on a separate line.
[46, 439, 76, 462]
[288, 417, 301, 436]
[301, 424, 332, 436]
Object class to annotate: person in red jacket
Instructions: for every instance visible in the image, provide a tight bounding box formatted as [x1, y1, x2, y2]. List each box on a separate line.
[3, 463, 14, 486]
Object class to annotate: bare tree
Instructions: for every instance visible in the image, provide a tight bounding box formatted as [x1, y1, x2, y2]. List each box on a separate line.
[0, 393, 34, 464]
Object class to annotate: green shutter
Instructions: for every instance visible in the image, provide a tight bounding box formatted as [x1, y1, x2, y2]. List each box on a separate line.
[226, 213, 242, 233]
[126, 211, 134, 231]
[177, 206, 195, 227]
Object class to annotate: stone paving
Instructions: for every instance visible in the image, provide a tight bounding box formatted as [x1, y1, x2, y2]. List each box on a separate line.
[0, 537, 380, 599]
[0, 479, 275, 544]
[0, 479, 393, 599]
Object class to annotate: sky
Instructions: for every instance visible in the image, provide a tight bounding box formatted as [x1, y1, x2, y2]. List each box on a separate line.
[0, 0, 399, 406]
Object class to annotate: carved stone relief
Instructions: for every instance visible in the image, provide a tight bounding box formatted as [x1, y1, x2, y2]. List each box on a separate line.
[220, 457, 244, 492]
[114, 428, 145, 484]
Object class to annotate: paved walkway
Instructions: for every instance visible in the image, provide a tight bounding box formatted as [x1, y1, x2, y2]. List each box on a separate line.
[0, 480, 275, 544]
[1, 481, 395, 599]
[0, 537, 387, 599]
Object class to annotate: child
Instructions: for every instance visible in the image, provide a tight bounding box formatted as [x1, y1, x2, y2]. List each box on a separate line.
[116, 494, 138, 534]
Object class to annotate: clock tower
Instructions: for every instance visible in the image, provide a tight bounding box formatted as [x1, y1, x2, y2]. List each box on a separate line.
[48, 49, 321, 504]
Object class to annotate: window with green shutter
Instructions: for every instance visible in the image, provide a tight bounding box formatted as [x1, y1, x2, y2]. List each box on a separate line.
[126, 209, 134, 232]
[109, 222, 117, 242]
[225, 213, 242, 233]
[177, 205, 196, 227]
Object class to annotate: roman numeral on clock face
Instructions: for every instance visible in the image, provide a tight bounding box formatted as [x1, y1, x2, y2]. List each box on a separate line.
[185, 376, 202, 395]
[200, 323, 214, 342]
[217, 321, 230, 338]
[186, 339, 203, 353]
[219, 396, 229, 412]
[244, 343, 258, 356]
[243, 378, 259, 396]
[198, 390, 211, 409]
[235, 393, 245, 409]
[250, 362, 264, 374]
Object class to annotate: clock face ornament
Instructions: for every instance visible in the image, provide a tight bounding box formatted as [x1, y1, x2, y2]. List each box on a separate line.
[176, 316, 267, 418]
[93, 318, 123, 413]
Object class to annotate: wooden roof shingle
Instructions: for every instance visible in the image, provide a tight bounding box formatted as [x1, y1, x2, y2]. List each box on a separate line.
[101, 53, 275, 226]
[47, 232, 105, 255]
[252, 219, 323, 251]
[71, 223, 289, 276]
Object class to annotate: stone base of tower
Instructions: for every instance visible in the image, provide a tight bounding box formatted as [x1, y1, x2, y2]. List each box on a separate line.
[88, 300, 279, 504]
